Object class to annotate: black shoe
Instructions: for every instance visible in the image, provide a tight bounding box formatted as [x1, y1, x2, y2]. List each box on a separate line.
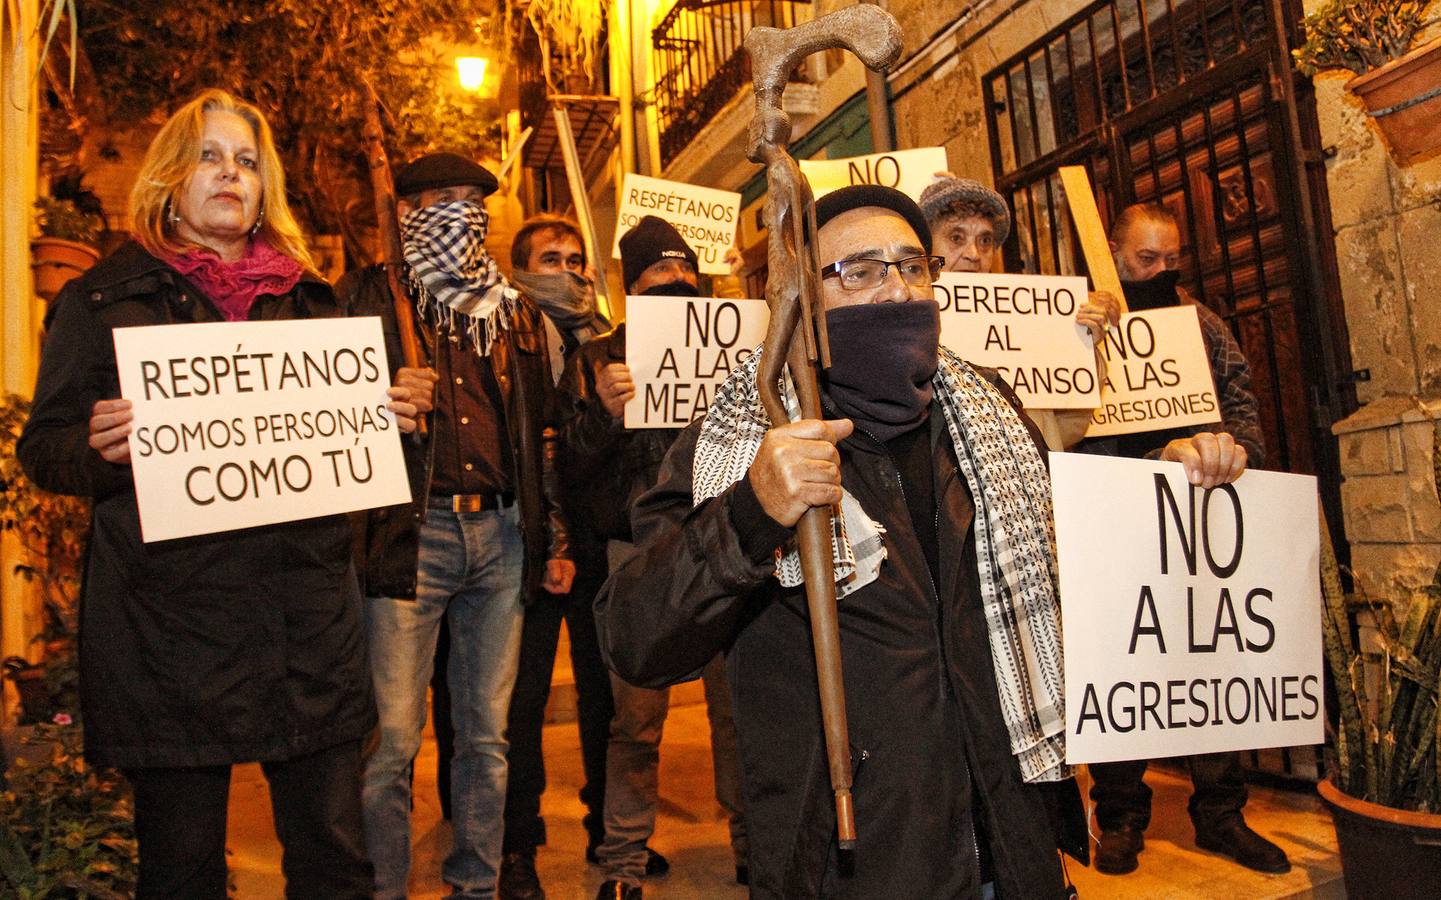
[1195, 819, 1291, 874]
[1094, 826, 1145, 875]
[735, 865, 749, 886]
[595, 880, 642, 900]
[499, 849, 544, 900]
[584, 844, 668, 876]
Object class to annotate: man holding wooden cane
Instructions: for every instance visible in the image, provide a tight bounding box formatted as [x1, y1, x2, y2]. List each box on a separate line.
[596, 185, 1086, 898]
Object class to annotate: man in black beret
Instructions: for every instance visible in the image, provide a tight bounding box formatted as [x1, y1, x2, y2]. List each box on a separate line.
[339, 152, 574, 899]
[558, 214, 748, 900]
[594, 185, 1102, 897]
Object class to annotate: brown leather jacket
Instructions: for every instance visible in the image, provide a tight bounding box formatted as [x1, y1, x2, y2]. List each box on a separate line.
[338, 266, 569, 600]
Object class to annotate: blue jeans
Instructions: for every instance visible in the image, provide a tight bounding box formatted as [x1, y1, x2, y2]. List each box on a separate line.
[362, 502, 526, 899]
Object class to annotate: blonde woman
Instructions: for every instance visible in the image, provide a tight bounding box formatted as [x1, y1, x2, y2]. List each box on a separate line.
[19, 89, 430, 899]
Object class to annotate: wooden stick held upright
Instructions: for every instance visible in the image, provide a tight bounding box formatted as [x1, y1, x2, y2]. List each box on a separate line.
[744, 5, 904, 850]
[361, 81, 429, 435]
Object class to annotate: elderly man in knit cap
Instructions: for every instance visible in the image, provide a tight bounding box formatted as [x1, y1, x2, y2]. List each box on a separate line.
[560, 214, 748, 900]
[339, 152, 574, 900]
[918, 173, 1119, 450]
[595, 185, 1107, 897]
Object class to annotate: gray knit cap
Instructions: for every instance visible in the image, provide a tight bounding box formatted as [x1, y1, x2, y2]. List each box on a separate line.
[918, 174, 1011, 245]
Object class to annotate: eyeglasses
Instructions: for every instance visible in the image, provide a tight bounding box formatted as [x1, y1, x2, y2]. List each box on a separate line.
[820, 255, 945, 292]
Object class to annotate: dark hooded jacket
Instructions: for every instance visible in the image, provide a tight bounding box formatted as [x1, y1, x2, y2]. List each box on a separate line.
[18, 241, 375, 768]
[595, 374, 1086, 898]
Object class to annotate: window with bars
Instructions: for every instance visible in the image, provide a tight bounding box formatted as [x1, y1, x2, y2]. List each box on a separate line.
[984, 0, 1270, 276]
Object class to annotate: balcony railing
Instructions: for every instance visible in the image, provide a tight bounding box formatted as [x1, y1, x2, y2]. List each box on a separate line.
[651, 0, 809, 167]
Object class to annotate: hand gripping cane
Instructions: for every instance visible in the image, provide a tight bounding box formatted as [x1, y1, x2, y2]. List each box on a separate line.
[743, 4, 903, 850]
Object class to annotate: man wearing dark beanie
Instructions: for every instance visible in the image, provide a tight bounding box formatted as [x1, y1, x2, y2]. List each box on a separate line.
[559, 215, 748, 900]
[593, 185, 1108, 897]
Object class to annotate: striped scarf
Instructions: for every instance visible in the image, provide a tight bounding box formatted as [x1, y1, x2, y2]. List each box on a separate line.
[400, 199, 516, 356]
[692, 346, 1069, 782]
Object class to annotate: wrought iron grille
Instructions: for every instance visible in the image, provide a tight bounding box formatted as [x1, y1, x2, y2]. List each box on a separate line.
[651, 0, 810, 167]
[988, 0, 1270, 180]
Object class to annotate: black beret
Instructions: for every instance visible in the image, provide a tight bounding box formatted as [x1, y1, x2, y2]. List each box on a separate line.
[394, 152, 499, 198]
[813, 184, 934, 255]
[619, 215, 699, 289]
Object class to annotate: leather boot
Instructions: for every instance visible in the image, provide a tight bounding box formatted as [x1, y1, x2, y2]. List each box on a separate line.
[1094, 825, 1145, 875]
[1195, 818, 1291, 874]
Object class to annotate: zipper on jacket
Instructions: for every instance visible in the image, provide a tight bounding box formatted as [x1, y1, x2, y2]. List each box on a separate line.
[854, 424, 948, 700]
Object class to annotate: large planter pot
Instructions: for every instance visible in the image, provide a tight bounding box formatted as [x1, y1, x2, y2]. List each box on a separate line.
[1317, 777, 1441, 900]
[30, 236, 99, 301]
[1349, 36, 1441, 165]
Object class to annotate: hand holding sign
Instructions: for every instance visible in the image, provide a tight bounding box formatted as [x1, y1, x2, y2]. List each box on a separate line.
[597, 363, 635, 420]
[1161, 431, 1248, 488]
[89, 398, 134, 464]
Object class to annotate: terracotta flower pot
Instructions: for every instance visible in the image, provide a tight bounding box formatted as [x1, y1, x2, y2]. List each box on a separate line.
[1317, 777, 1441, 900]
[1349, 36, 1441, 165]
[30, 236, 100, 302]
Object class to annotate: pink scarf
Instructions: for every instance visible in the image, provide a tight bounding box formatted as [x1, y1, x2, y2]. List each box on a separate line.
[164, 239, 305, 322]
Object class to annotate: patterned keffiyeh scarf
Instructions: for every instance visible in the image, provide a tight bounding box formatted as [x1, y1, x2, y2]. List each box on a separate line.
[692, 346, 1070, 782]
[400, 199, 517, 356]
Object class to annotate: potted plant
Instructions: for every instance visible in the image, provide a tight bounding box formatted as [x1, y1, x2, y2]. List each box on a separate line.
[1294, 0, 1441, 164]
[1316, 425, 1441, 899]
[30, 196, 104, 302]
[0, 717, 137, 898]
[0, 393, 88, 726]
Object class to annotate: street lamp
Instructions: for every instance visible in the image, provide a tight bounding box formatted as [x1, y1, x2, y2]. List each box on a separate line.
[456, 56, 488, 93]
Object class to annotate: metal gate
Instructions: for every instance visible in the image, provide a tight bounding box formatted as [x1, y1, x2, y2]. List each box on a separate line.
[984, 0, 1355, 781]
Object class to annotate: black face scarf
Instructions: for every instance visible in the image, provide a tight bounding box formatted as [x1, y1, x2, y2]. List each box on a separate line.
[1120, 268, 1182, 311]
[822, 300, 941, 442]
[639, 280, 701, 297]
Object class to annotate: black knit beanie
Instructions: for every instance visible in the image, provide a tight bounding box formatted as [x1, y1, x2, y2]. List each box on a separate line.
[619, 215, 698, 289]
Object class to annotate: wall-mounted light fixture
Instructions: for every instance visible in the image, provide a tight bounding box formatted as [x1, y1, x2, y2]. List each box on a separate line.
[456, 56, 488, 93]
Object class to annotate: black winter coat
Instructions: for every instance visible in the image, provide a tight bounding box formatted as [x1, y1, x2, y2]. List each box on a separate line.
[596, 384, 1086, 899]
[18, 241, 375, 769]
[338, 266, 570, 601]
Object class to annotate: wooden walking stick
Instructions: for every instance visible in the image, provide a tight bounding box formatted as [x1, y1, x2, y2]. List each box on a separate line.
[743, 4, 903, 850]
[361, 80, 429, 435]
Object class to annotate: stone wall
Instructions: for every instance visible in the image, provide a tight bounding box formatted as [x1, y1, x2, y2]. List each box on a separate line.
[1314, 3, 1441, 600]
[1333, 397, 1441, 604]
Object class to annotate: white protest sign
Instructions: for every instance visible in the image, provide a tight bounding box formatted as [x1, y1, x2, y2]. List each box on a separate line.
[623, 295, 770, 429]
[612, 173, 741, 276]
[1050, 453, 1322, 763]
[1085, 305, 1221, 437]
[114, 317, 411, 542]
[934, 272, 1099, 409]
[798, 147, 949, 202]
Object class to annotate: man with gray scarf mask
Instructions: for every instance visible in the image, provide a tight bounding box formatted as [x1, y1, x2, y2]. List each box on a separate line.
[497, 215, 618, 899]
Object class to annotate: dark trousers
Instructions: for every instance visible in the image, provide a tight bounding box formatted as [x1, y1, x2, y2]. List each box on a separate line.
[503, 553, 615, 852]
[125, 739, 372, 900]
[1089, 751, 1248, 833]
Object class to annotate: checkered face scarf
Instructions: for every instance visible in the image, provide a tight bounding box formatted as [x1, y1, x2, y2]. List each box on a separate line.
[692, 345, 1069, 783]
[400, 199, 516, 356]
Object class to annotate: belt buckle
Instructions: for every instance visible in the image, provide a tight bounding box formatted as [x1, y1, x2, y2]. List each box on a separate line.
[452, 494, 483, 514]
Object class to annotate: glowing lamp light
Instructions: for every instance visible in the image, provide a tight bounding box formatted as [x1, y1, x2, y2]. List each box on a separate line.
[457, 56, 488, 92]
